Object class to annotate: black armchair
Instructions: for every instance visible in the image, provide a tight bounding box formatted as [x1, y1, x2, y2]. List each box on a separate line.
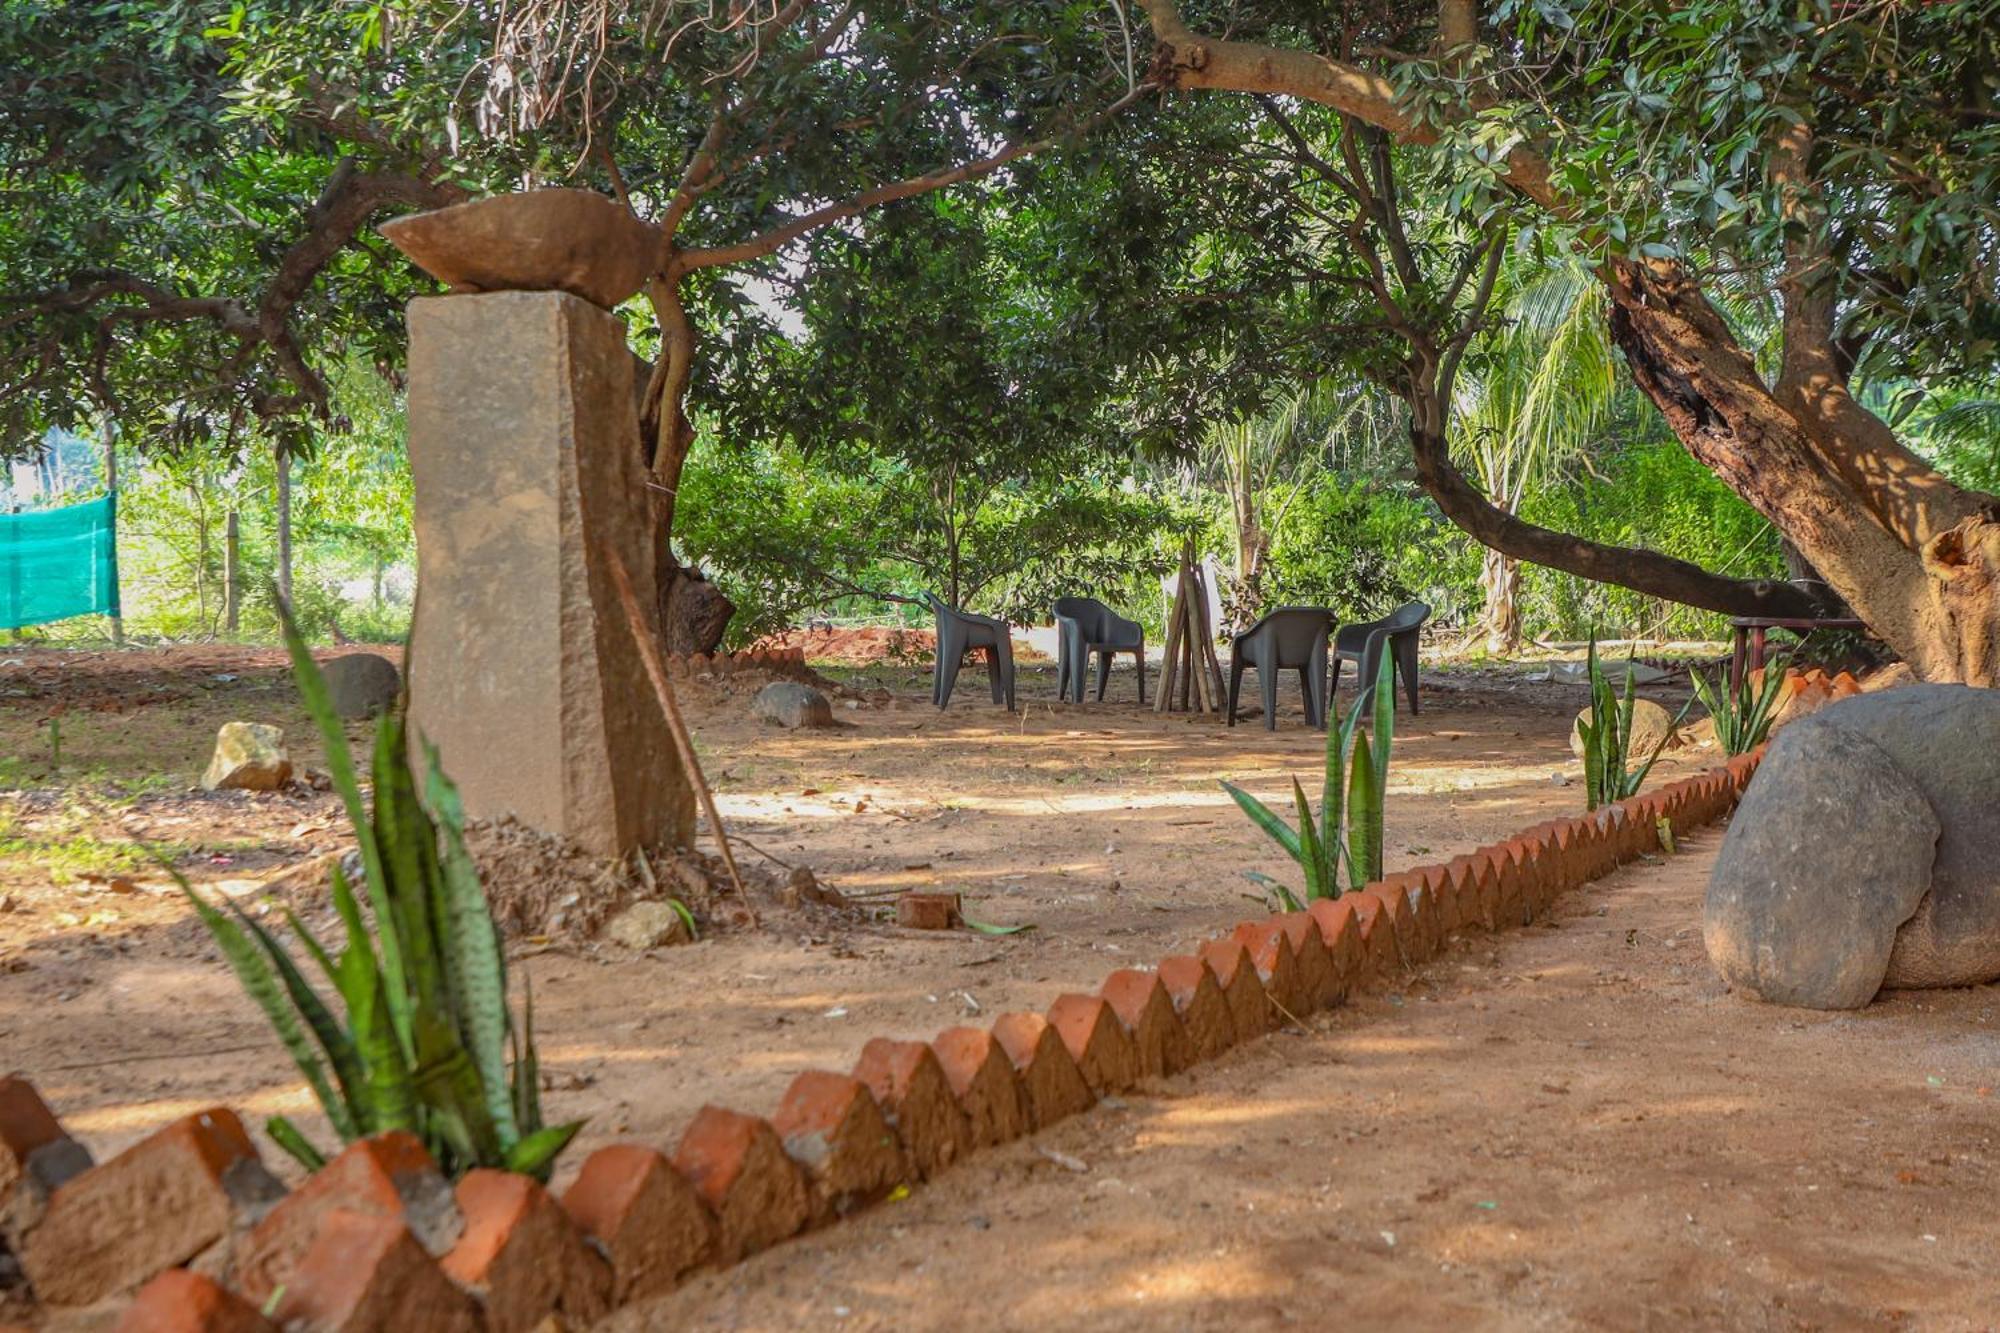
[1333, 600, 1429, 716]
[1227, 606, 1334, 730]
[1052, 596, 1146, 703]
[927, 594, 1016, 710]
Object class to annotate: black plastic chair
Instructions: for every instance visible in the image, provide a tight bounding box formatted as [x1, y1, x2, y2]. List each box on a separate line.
[1333, 600, 1430, 716]
[1052, 597, 1146, 704]
[927, 594, 1016, 711]
[1227, 606, 1334, 730]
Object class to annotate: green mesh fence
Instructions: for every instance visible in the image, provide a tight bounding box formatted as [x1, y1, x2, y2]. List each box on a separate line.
[2, 492, 120, 630]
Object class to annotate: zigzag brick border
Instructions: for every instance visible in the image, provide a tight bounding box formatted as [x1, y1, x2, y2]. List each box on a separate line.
[0, 748, 1765, 1329]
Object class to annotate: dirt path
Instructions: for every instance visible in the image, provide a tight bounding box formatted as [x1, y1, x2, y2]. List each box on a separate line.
[612, 831, 2000, 1332]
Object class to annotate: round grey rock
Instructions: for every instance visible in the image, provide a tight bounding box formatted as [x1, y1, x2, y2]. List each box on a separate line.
[1705, 717, 1939, 1009]
[752, 681, 834, 729]
[1811, 685, 2000, 988]
[319, 653, 402, 719]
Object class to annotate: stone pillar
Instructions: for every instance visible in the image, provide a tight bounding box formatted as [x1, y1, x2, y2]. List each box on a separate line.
[404, 290, 692, 855]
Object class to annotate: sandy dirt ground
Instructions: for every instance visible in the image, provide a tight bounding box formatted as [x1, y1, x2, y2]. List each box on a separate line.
[8, 644, 1992, 1329]
[0, 645, 1704, 1170]
[615, 832, 2000, 1332]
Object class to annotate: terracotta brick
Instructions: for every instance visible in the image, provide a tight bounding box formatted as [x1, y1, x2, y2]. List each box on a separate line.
[1196, 938, 1274, 1039]
[930, 1028, 1031, 1148]
[1045, 993, 1141, 1094]
[1153, 956, 1236, 1061]
[20, 1108, 281, 1306]
[1363, 879, 1422, 961]
[0, 1074, 90, 1232]
[896, 891, 962, 931]
[670, 1107, 812, 1264]
[1274, 912, 1344, 1006]
[1484, 848, 1528, 929]
[1344, 895, 1401, 976]
[1444, 856, 1491, 931]
[116, 1270, 275, 1333]
[1311, 896, 1367, 987]
[989, 1012, 1095, 1129]
[1304, 896, 1365, 989]
[772, 1071, 908, 1218]
[852, 1039, 973, 1180]
[1229, 921, 1308, 1019]
[274, 1209, 481, 1333]
[439, 1168, 607, 1333]
[1433, 860, 1475, 933]
[1099, 970, 1197, 1076]
[233, 1131, 457, 1308]
[560, 1143, 713, 1302]
[1407, 865, 1457, 935]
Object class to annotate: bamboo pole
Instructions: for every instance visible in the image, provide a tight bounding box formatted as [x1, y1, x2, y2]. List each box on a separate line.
[606, 549, 756, 925]
[1155, 564, 1187, 714]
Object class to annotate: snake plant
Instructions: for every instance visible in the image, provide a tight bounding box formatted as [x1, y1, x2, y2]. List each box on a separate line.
[180, 608, 581, 1180]
[1223, 647, 1396, 907]
[1690, 658, 1789, 755]
[1577, 636, 1693, 810]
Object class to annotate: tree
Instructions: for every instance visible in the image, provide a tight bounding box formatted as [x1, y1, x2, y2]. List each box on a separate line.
[1136, 0, 2000, 682]
[681, 191, 1174, 628]
[1452, 256, 1617, 651]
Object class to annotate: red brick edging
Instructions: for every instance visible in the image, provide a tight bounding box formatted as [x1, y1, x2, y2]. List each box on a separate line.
[0, 749, 1764, 1328]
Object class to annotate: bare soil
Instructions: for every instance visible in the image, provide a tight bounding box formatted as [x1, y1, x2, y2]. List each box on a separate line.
[613, 832, 2000, 1331]
[4, 646, 1992, 1327]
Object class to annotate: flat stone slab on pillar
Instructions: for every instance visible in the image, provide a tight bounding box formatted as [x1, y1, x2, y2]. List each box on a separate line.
[405, 290, 690, 856]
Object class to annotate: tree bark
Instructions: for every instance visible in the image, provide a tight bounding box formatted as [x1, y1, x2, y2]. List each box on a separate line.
[1477, 545, 1520, 653]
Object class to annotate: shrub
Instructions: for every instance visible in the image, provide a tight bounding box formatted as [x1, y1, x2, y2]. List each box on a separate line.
[180, 611, 579, 1179]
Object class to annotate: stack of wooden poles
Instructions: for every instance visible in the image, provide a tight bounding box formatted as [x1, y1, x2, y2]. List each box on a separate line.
[1156, 543, 1227, 716]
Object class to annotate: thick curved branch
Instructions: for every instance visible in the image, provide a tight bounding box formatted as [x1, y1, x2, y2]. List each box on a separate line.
[1407, 423, 1820, 618]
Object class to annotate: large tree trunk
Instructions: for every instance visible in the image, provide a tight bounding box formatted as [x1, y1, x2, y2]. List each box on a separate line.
[637, 270, 732, 655]
[1605, 261, 2000, 685]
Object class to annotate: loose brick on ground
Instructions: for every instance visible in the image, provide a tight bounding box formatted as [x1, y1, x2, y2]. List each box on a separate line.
[273, 1208, 482, 1333]
[671, 1106, 812, 1264]
[561, 1143, 714, 1302]
[989, 1012, 1096, 1129]
[771, 1071, 908, 1217]
[852, 1038, 974, 1180]
[1153, 956, 1236, 1061]
[931, 1028, 1032, 1147]
[115, 1270, 275, 1333]
[232, 1131, 458, 1308]
[1098, 970, 1196, 1077]
[1045, 993, 1141, 1095]
[19, 1107, 281, 1306]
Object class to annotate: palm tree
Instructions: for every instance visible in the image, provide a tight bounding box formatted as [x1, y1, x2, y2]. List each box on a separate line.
[1450, 256, 1619, 652]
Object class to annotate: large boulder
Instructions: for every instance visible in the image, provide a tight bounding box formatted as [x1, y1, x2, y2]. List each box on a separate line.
[1703, 721, 1937, 1008]
[1704, 684, 2000, 1007]
[1569, 698, 1677, 761]
[752, 681, 834, 730]
[201, 722, 293, 792]
[319, 652, 401, 719]
[1815, 685, 2000, 988]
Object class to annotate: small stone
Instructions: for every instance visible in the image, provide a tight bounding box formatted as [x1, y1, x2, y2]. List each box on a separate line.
[318, 653, 402, 719]
[201, 722, 293, 792]
[604, 900, 691, 950]
[751, 681, 835, 730]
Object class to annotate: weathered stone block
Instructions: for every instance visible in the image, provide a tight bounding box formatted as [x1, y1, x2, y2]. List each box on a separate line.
[405, 291, 691, 856]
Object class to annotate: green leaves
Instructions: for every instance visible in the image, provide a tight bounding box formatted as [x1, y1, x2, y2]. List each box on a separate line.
[1579, 634, 1695, 809]
[1691, 658, 1788, 755]
[1223, 643, 1399, 904]
[181, 608, 582, 1181]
